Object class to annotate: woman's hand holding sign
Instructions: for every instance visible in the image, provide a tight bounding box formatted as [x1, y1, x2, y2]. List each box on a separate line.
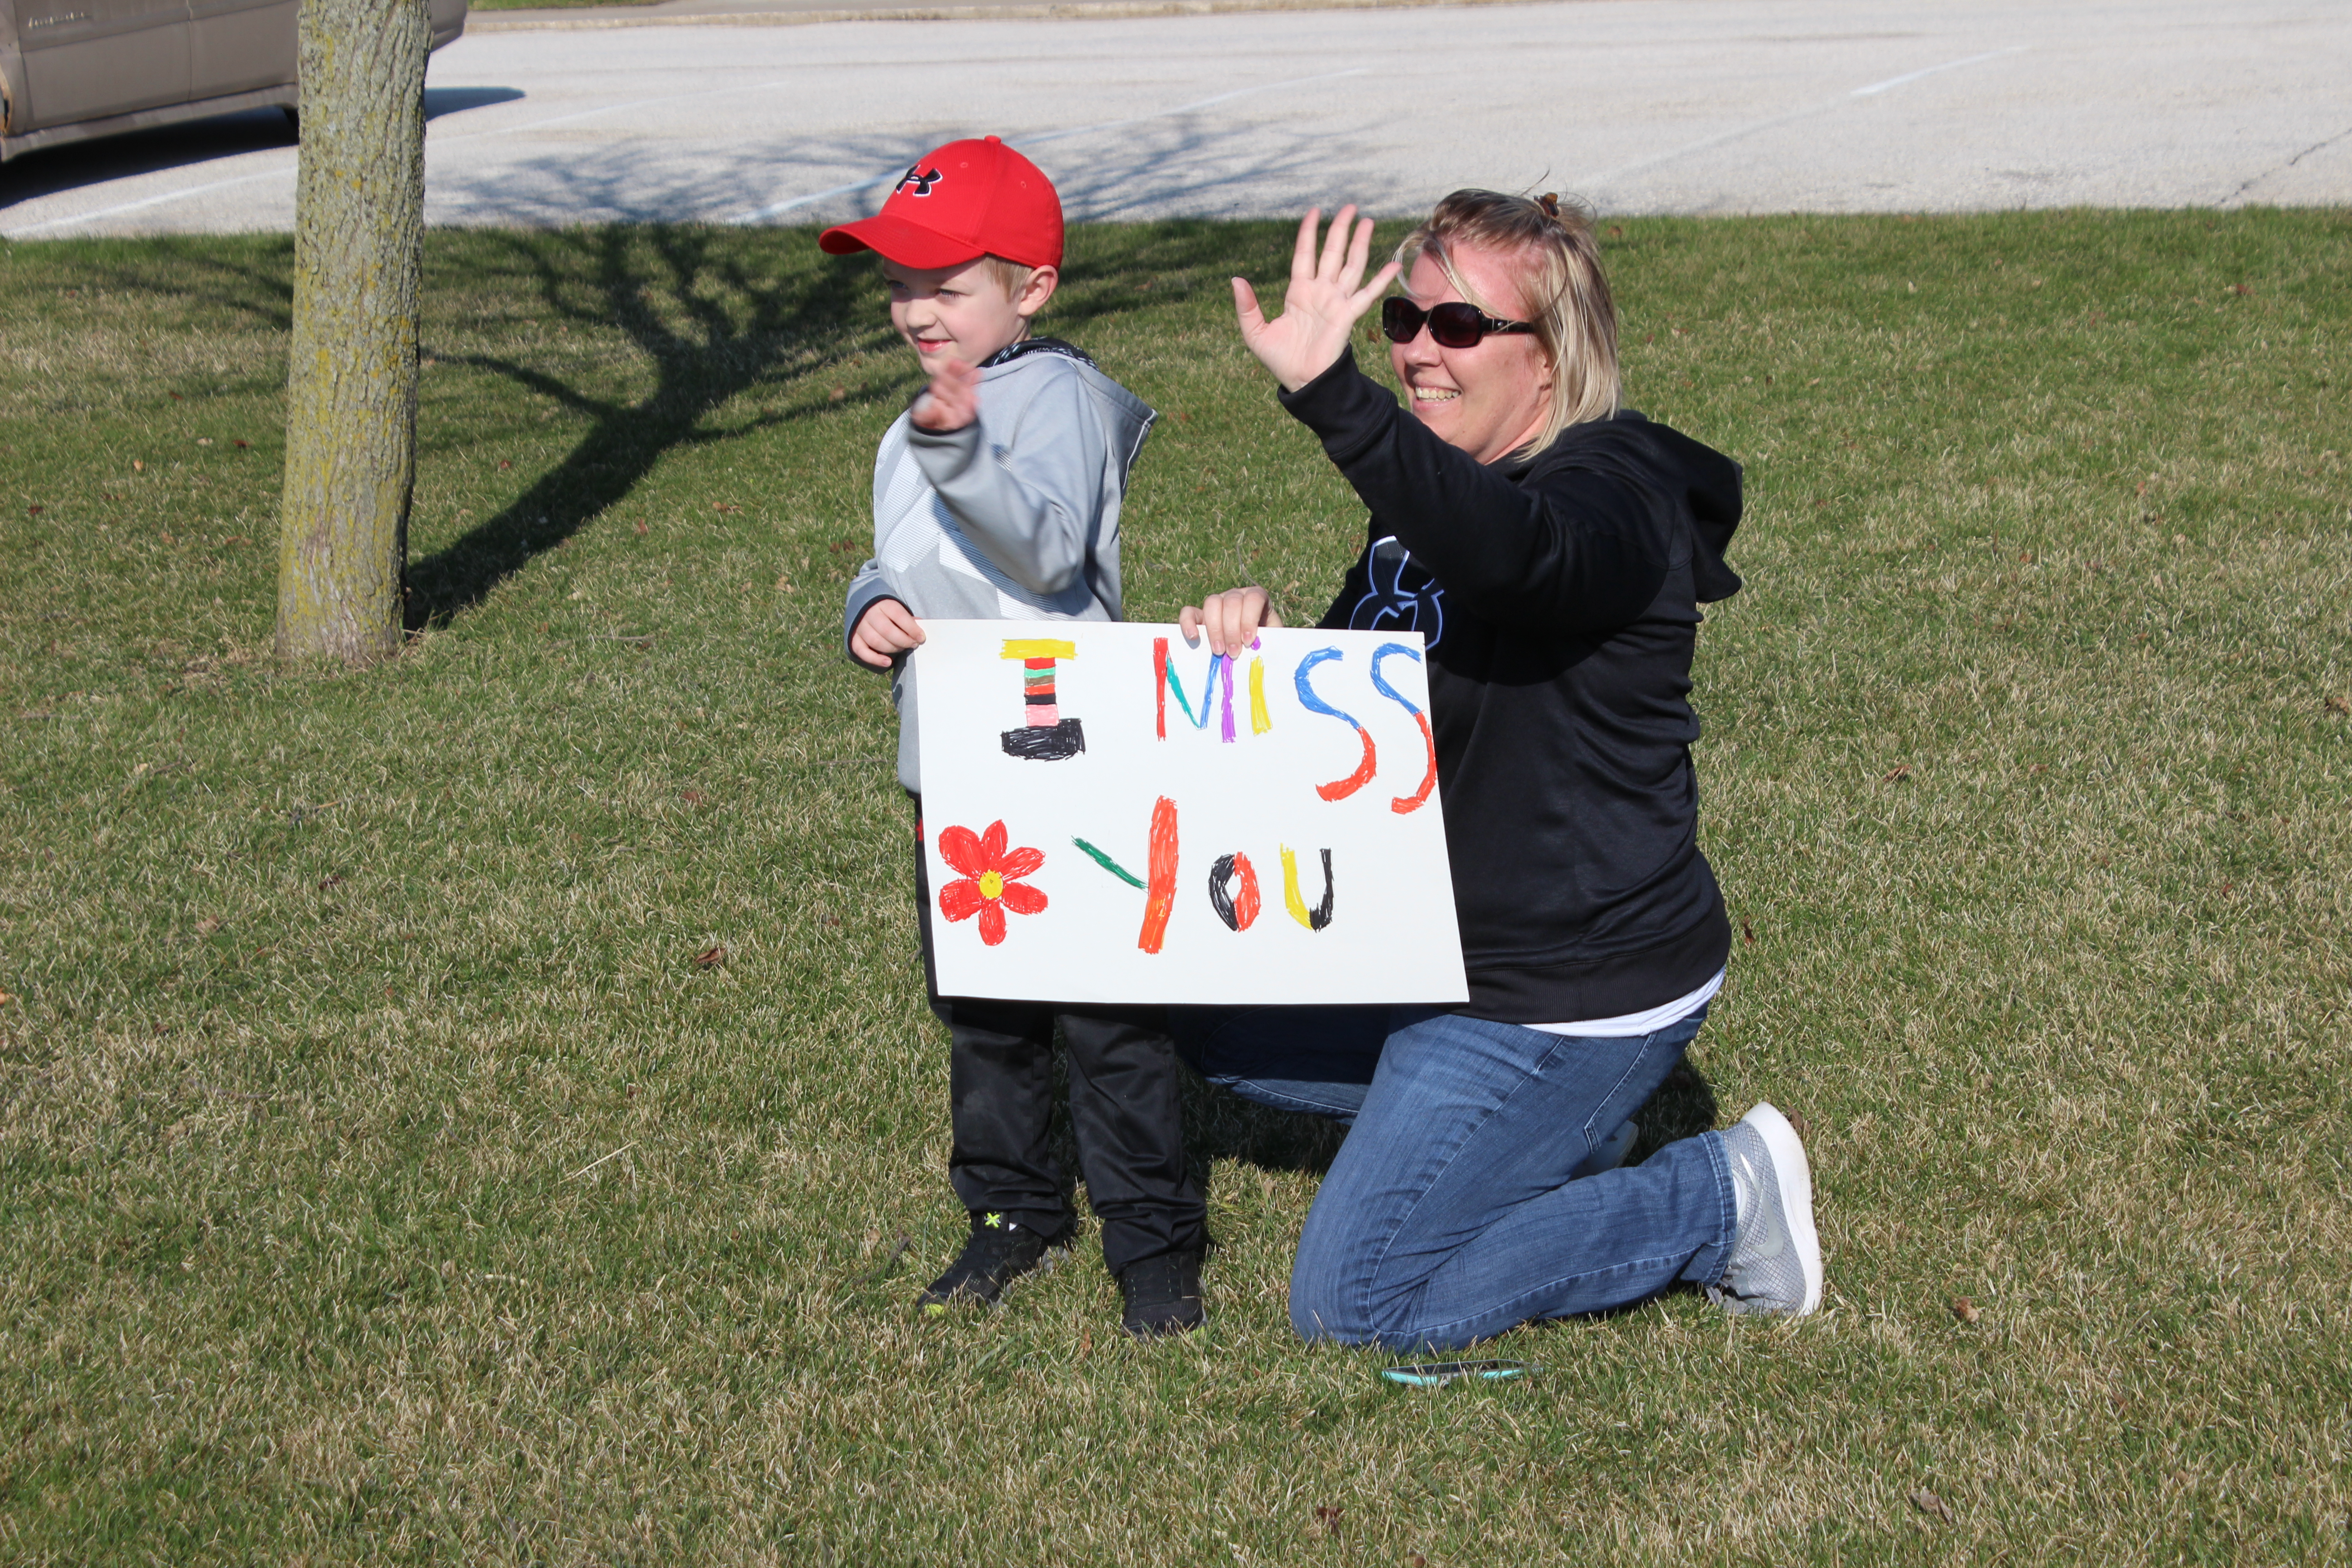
[1178, 586, 1283, 659]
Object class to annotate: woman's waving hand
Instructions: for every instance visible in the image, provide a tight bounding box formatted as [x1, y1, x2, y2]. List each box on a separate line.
[1231, 205, 1400, 392]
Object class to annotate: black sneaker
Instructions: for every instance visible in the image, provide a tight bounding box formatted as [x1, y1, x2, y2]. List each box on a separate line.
[917, 1211, 1074, 1314]
[1117, 1250, 1205, 1337]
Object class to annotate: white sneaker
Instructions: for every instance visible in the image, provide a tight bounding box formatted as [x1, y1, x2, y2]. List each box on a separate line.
[1706, 1102, 1823, 1316]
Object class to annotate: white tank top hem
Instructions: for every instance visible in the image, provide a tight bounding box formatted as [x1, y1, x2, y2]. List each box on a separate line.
[1524, 968, 1724, 1039]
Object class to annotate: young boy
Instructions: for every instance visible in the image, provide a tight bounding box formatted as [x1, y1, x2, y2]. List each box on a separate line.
[822, 137, 1208, 1336]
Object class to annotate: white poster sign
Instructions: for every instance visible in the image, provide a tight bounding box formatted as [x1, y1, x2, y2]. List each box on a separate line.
[911, 620, 1467, 1005]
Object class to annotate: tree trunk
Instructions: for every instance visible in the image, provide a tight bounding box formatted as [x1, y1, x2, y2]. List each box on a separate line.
[275, 0, 429, 664]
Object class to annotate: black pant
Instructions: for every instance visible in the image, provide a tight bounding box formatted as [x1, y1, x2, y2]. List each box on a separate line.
[913, 802, 1205, 1277]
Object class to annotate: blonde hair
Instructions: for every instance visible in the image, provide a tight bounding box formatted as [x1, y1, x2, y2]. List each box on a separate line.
[1393, 189, 1621, 457]
[980, 254, 1039, 300]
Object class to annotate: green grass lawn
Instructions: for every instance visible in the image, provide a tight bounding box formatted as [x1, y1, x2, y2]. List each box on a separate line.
[2, 209, 2348, 1563]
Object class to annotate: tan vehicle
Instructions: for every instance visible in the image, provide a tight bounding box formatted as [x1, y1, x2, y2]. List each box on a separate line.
[0, 0, 466, 163]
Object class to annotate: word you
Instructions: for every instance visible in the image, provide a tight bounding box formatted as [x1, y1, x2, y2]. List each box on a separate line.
[1072, 798, 1333, 956]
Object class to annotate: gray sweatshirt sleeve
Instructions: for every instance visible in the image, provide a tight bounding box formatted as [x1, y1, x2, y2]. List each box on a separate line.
[904, 370, 1107, 598]
[842, 557, 902, 668]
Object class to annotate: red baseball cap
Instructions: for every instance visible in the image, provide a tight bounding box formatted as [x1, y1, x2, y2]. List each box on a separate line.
[819, 136, 1064, 271]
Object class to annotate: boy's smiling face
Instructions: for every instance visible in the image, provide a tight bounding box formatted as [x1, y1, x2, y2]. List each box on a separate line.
[882, 256, 1057, 371]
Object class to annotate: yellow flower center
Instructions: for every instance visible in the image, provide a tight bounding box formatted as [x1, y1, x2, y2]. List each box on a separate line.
[977, 870, 1005, 901]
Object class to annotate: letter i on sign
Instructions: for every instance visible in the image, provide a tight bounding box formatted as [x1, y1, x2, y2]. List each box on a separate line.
[1000, 639, 1084, 760]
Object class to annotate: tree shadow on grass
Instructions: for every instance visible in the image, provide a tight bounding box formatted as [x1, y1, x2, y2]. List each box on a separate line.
[402, 217, 1285, 630]
[403, 223, 885, 627]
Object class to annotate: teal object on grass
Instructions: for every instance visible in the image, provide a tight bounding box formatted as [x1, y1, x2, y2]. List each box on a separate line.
[1380, 1359, 1537, 1388]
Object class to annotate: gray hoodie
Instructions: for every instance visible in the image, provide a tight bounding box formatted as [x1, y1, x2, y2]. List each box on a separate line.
[842, 340, 1156, 792]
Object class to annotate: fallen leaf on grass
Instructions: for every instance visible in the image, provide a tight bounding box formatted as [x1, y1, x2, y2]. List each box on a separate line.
[1741, 919, 1756, 946]
[0, 991, 15, 1005]
[1881, 764, 1913, 783]
[693, 945, 726, 970]
[1952, 1296, 1981, 1324]
[1787, 1110, 1811, 1139]
[317, 873, 345, 891]
[828, 538, 861, 552]
[713, 502, 743, 514]
[1313, 1505, 1343, 1536]
[132, 460, 144, 471]
[233, 439, 250, 449]
[2328, 695, 2351, 714]
[196, 917, 224, 935]
[223, 535, 250, 546]
[26, 505, 41, 515]
[633, 521, 649, 537]
[382, 985, 398, 1000]
[196, 437, 212, 446]
[680, 789, 706, 806]
[498, 459, 513, 470]
[828, 386, 848, 402]
[1910, 1488, 1953, 1524]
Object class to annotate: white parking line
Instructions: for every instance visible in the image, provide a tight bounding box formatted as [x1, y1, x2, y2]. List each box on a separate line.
[5, 162, 295, 237]
[4, 75, 804, 238]
[1852, 46, 2028, 98]
[1578, 48, 2028, 192]
[723, 67, 1373, 223]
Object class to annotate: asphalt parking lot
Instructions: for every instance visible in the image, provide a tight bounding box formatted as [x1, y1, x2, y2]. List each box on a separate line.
[4, 0, 2347, 237]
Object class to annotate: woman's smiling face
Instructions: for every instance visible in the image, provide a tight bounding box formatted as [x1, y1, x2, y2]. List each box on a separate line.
[1389, 245, 1554, 465]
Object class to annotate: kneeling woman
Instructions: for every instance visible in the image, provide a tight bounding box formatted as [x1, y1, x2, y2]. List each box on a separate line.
[1179, 192, 1823, 1350]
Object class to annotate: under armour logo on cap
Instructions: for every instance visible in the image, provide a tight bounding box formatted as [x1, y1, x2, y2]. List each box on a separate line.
[898, 165, 944, 197]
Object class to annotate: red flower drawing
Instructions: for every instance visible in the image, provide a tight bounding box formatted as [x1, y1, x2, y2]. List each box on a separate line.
[936, 820, 1047, 946]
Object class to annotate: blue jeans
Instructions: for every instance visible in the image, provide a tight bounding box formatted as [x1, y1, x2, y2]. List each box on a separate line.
[1176, 1005, 1735, 1351]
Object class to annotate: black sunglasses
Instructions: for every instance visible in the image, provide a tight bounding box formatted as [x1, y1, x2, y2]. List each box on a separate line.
[1381, 297, 1536, 349]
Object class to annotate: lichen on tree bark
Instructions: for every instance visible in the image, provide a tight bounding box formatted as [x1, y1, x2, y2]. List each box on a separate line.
[275, 0, 430, 664]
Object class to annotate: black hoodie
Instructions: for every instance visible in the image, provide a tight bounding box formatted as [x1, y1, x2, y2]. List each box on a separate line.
[1280, 350, 1744, 1023]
